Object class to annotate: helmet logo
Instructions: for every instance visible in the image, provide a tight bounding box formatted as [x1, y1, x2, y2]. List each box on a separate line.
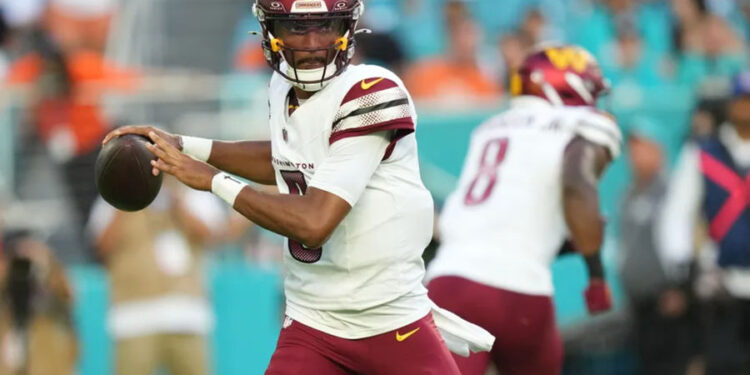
[334, 1, 347, 9]
[291, 0, 328, 13]
[270, 1, 283, 10]
[546, 47, 589, 73]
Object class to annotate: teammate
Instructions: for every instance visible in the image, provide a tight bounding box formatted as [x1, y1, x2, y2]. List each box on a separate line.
[102, 0, 492, 373]
[427, 45, 621, 375]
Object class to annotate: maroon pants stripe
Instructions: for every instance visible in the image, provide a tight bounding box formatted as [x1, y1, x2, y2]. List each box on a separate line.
[265, 313, 460, 375]
[428, 276, 563, 375]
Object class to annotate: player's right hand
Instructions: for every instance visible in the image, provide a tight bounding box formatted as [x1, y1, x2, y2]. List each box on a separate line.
[584, 278, 612, 315]
[102, 125, 182, 151]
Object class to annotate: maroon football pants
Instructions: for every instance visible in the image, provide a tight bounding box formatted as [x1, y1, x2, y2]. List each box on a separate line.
[428, 276, 563, 375]
[265, 313, 460, 375]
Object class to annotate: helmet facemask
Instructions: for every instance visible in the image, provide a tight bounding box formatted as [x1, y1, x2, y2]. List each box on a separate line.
[254, 2, 363, 92]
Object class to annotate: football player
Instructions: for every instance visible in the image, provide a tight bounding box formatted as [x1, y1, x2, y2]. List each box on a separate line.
[427, 45, 621, 375]
[102, 0, 492, 373]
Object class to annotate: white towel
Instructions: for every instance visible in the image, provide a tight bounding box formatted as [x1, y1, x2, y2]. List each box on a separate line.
[431, 301, 495, 357]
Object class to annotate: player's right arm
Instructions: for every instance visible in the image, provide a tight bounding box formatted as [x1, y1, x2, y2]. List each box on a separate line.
[102, 126, 276, 185]
[201, 140, 276, 185]
[561, 110, 621, 256]
[561, 136, 611, 257]
[562, 119, 620, 314]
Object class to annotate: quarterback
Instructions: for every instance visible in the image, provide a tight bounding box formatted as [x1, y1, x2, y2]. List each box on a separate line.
[103, 0, 491, 373]
[427, 45, 620, 375]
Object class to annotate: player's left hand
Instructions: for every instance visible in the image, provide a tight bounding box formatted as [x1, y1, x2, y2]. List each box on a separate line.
[146, 131, 219, 191]
[584, 278, 612, 315]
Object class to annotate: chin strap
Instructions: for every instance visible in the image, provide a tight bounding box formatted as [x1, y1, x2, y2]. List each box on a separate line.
[285, 60, 339, 92]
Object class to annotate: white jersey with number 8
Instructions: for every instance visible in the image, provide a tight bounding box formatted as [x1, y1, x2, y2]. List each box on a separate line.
[427, 96, 621, 296]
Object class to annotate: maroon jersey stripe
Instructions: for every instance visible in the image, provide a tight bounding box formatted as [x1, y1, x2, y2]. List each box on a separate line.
[383, 127, 414, 161]
[341, 77, 399, 105]
[329, 117, 414, 145]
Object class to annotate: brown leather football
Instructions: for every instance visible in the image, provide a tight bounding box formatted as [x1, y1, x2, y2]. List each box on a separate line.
[94, 134, 163, 211]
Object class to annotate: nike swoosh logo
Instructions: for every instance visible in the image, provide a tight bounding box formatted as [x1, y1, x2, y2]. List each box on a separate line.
[361, 77, 385, 90]
[395, 327, 420, 342]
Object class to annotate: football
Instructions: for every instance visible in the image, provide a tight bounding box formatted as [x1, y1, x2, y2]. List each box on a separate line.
[94, 134, 163, 212]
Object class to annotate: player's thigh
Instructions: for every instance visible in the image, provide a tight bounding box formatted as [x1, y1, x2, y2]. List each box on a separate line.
[364, 314, 461, 375]
[430, 276, 563, 375]
[114, 335, 160, 375]
[451, 351, 492, 375]
[162, 333, 209, 375]
[427, 276, 496, 326]
[266, 344, 352, 375]
[493, 320, 563, 375]
[265, 322, 353, 375]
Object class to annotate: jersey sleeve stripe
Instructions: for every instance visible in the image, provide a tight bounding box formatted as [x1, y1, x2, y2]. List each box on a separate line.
[330, 117, 414, 145]
[335, 87, 408, 123]
[334, 103, 412, 136]
[383, 127, 414, 161]
[578, 120, 622, 142]
[576, 120, 623, 157]
[333, 98, 410, 129]
[341, 78, 399, 105]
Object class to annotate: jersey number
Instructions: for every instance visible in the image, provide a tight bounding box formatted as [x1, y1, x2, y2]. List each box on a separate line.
[281, 171, 323, 263]
[464, 138, 509, 206]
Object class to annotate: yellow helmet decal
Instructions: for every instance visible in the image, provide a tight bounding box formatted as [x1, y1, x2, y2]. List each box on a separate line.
[270, 38, 285, 53]
[335, 36, 348, 51]
[509, 71, 522, 96]
[545, 47, 589, 73]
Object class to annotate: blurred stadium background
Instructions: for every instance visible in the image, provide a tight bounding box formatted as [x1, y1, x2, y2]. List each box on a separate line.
[0, 0, 748, 374]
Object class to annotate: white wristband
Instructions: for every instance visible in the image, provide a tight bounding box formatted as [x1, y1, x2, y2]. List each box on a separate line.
[211, 172, 248, 206]
[181, 136, 213, 162]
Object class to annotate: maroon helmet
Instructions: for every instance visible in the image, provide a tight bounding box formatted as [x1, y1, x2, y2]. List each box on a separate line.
[252, 0, 364, 91]
[510, 45, 609, 106]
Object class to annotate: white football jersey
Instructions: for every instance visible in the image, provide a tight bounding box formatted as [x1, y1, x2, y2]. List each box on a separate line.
[427, 96, 621, 296]
[268, 64, 434, 339]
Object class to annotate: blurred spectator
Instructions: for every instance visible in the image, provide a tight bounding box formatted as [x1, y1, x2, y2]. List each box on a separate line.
[396, 0, 445, 61]
[659, 72, 750, 374]
[499, 32, 528, 73]
[603, 23, 668, 88]
[669, 0, 706, 56]
[0, 229, 77, 375]
[0, 0, 44, 35]
[230, 13, 267, 74]
[520, 9, 546, 44]
[0, 9, 10, 78]
[494, 30, 533, 92]
[619, 128, 701, 375]
[518, 8, 563, 46]
[569, 0, 672, 63]
[44, 0, 117, 53]
[692, 104, 720, 139]
[678, 13, 747, 87]
[404, 1, 501, 106]
[233, 42, 267, 73]
[352, 31, 406, 75]
[6, 25, 137, 235]
[224, 196, 284, 270]
[88, 182, 226, 375]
